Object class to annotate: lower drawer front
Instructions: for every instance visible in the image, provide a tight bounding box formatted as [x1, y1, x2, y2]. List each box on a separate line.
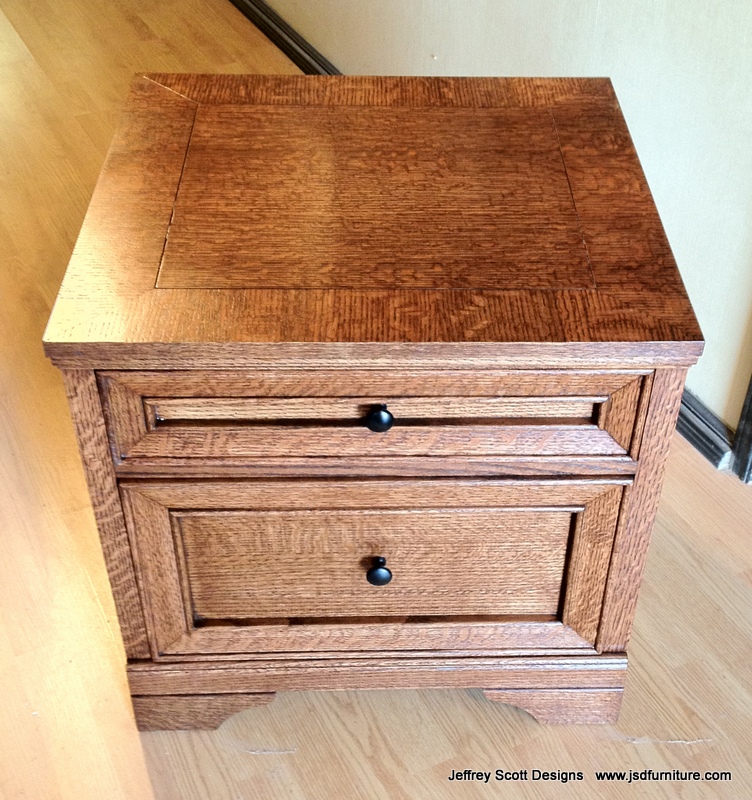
[120, 479, 628, 657]
[177, 508, 570, 619]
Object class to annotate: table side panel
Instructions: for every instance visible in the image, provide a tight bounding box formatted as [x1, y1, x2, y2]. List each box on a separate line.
[597, 367, 688, 650]
[60, 370, 149, 658]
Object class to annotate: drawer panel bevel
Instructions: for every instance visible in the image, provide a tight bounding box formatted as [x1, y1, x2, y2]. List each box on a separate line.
[113, 455, 638, 479]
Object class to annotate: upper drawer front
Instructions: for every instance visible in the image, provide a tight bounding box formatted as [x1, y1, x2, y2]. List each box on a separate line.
[99, 370, 649, 470]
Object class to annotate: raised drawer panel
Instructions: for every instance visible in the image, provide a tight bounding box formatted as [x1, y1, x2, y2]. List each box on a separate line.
[100, 370, 649, 470]
[177, 508, 570, 618]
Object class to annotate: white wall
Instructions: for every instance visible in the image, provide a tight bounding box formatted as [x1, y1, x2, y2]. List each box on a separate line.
[270, 0, 752, 428]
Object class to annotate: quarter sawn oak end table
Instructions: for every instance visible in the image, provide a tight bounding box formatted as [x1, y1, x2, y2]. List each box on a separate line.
[44, 75, 703, 729]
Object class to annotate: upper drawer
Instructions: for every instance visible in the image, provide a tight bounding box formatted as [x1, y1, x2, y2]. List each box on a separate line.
[98, 370, 650, 471]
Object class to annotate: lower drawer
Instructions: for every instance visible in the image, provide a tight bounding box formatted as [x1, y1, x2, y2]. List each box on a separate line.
[120, 478, 629, 658]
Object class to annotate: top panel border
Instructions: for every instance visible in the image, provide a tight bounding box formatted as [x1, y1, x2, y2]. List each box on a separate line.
[141, 74, 617, 108]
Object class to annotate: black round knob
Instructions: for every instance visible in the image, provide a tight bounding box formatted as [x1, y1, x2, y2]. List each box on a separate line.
[364, 404, 394, 432]
[366, 556, 392, 586]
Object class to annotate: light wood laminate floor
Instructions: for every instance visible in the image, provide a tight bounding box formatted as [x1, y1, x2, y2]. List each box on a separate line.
[1, 2, 751, 798]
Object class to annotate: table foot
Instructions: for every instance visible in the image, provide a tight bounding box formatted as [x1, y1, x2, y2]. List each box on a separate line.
[132, 692, 276, 731]
[482, 688, 623, 724]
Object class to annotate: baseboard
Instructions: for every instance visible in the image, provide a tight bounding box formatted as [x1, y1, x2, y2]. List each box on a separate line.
[228, 0, 341, 75]
[732, 376, 752, 482]
[677, 390, 734, 470]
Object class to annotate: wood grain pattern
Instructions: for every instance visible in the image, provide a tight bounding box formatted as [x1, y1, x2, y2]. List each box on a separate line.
[124, 423, 628, 459]
[176, 509, 570, 618]
[114, 454, 638, 479]
[628, 370, 654, 460]
[102, 368, 644, 467]
[141, 74, 620, 108]
[127, 653, 628, 695]
[562, 486, 624, 644]
[596, 376, 643, 450]
[157, 105, 593, 290]
[131, 693, 275, 731]
[552, 102, 687, 294]
[99, 368, 651, 398]
[597, 368, 689, 651]
[145, 395, 600, 422]
[119, 489, 187, 659]
[60, 370, 149, 658]
[121, 478, 630, 511]
[42, 76, 703, 368]
[160, 620, 593, 657]
[482, 688, 623, 724]
[98, 372, 150, 459]
[47, 341, 703, 370]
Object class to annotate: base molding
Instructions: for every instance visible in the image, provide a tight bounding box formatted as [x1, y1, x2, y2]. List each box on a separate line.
[128, 653, 627, 729]
[132, 692, 275, 731]
[128, 654, 627, 695]
[482, 687, 623, 724]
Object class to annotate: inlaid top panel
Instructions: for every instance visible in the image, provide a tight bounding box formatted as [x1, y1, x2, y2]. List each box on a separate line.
[156, 105, 594, 290]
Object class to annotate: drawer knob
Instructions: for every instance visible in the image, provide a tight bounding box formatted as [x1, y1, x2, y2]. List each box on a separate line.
[364, 404, 394, 432]
[366, 556, 393, 586]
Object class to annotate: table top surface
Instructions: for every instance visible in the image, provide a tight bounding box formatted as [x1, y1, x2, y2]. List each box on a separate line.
[44, 75, 703, 369]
